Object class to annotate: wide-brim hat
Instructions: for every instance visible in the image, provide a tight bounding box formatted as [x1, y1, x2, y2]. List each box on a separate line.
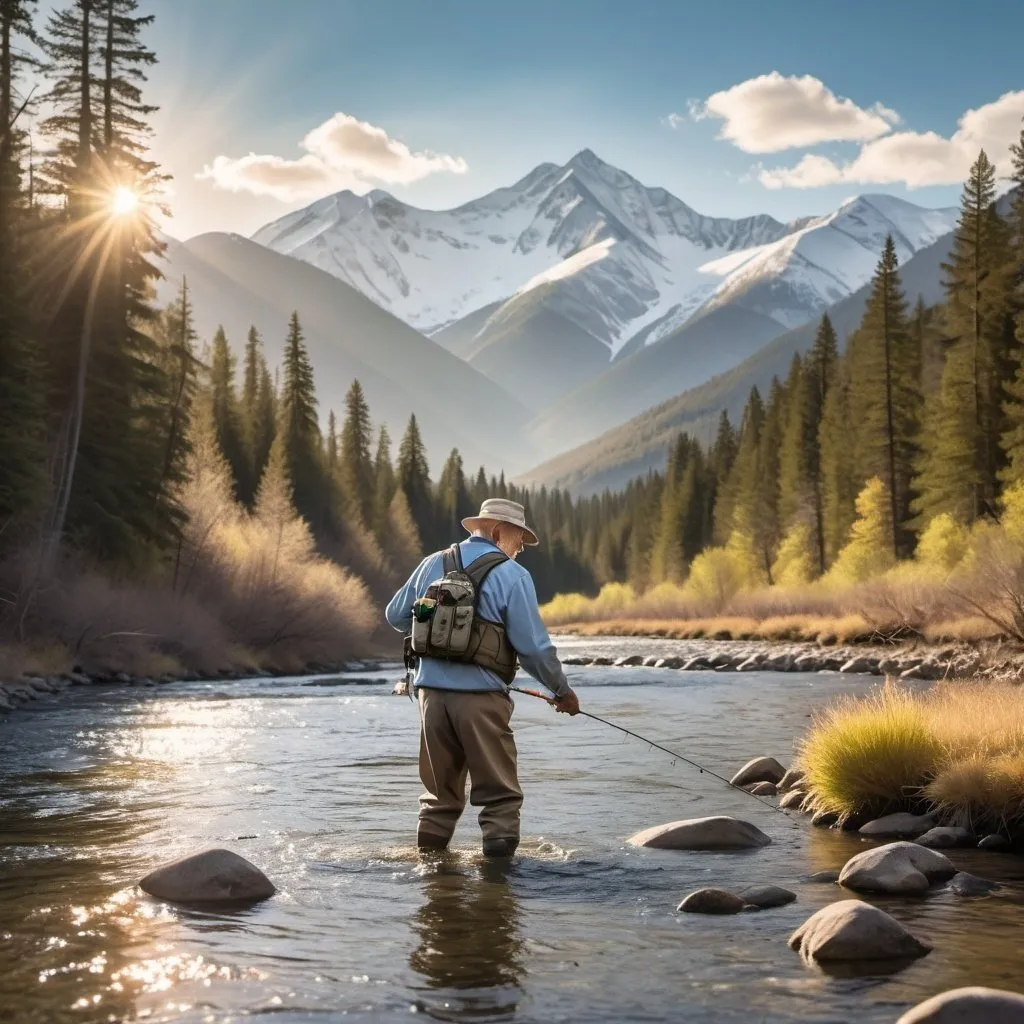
[462, 498, 540, 547]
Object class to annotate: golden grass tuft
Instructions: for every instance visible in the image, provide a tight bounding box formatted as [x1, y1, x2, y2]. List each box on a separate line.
[800, 679, 1024, 828]
[799, 682, 942, 821]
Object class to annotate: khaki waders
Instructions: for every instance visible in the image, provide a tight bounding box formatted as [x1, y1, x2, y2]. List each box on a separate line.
[416, 687, 523, 853]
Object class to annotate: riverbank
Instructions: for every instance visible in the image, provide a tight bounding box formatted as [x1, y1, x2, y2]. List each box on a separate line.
[0, 657, 399, 714]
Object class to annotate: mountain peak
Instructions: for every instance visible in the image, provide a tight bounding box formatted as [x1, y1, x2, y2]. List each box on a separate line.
[566, 147, 607, 171]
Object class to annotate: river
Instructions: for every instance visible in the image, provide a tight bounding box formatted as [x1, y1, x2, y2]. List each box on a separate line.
[2, 636, 1023, 1023]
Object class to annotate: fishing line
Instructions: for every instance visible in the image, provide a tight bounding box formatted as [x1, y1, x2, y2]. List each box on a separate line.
[509, 685, 803, 826]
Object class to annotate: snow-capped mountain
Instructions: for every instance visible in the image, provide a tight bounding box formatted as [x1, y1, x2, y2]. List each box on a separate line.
[251, 150, 957, 411]
[252, 149, 792, 342]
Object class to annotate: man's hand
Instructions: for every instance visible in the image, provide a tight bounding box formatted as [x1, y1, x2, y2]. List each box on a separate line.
[553, 688, 580, 716]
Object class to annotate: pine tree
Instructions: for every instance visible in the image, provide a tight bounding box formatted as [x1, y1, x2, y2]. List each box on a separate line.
[396, 413, 433, 546]
[39, 0, 173, 566]
[251, 355, 276, 488]
[388, 485, 422, 567]
[850, 237, 918, 556]
[0, 0, 47, 542]
[339, 378, 374, 525]
[828, 476, 896, 583]
[208, 326, 249, 500]
[819, 363, 858, 564]
[777, 352, 808, 529]
[716, 388, 764, 543]
[371, 425, 395, 540]
[239, 324, 263, 486]
[326, 409, 338, 472]
[926, 150, 1013, 520]
[155, 277, 199, 494]
[1000, 123, 1024, 484]
[437, 448, 471, 540]
[279, 311, 324, 532]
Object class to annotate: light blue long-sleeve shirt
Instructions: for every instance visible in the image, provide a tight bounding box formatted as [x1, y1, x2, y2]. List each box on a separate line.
[385, 535, 570, 697]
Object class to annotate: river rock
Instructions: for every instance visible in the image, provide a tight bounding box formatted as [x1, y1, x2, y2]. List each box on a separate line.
[778, 768, 806, 792]
[628, 816, 772, 850]
[139, 848, 276, 904]
[707, 652, 734, 668]
[948, 872, 1000, 896]
[788, 899, 931, 962]
[591, 656, 612, 666]
[561, 656, 587, 666]
[840, 656, 877, 674]
[807, 870, 841, 883]
[615, 655, 644, 667]
[740, 885, 796, 909]
[676, 887, 746, 914]
[730, 756, 786, 787]
[746, 781, 778, 796]
[780, 789, 809, 810]
[793, 653, 823, 671]
[735, 655, 764, 671]
[656, 656, 684, 669]
[896, 987, 1024, 1023]
[878, 658, 901, 676]
[811, 808, 839, 828]
[859, 812, 935, 838]
[839, 841, 956, 894]
[680, 656, 707, 670]
[978, 834, 1011, 851]
[642, 656, 660, 667]
[916, 826, 974, 849]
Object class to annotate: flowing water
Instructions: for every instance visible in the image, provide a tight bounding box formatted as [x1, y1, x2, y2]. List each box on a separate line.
[2, 635, 1024, 1024]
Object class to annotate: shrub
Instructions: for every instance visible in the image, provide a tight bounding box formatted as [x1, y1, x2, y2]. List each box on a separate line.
[798, 681, 942, 821]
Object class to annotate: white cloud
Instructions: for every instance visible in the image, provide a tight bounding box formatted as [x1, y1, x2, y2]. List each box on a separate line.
[197, 112, 468, 201]
[759, 90, 1024, 189]
[688, 72, 898, 153]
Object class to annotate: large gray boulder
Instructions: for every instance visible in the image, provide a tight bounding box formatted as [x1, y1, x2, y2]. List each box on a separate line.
[730, 756, 786, 787]
[627, 816, 771, 850]
[139, 848, 276, 904]
[839, 841, 955, 894]
[676, 888, 746, 914]
[788, 899, 931, 962]
[896, 987, 1024, 1023]
[859, 812, 935, 837]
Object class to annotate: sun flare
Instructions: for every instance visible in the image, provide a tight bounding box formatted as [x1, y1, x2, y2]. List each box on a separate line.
[110, 185, 140, 216]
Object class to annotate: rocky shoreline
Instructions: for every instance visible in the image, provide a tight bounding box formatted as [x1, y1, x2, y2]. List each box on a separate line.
[0, 658, 398, 715]
[562, 637, 1023, 682]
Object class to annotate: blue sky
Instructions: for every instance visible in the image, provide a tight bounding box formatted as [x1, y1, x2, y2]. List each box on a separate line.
[122, 0, 1024, 238]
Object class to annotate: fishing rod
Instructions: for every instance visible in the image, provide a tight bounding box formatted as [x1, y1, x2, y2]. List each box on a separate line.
[509, 685, 799, 822]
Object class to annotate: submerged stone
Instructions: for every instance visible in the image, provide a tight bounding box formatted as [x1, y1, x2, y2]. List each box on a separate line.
[628, 816, 771, 850]
[676, 887, 746, 914]
[948, 872, 1000, 896]
[139, 848, 276, 904]
[740, 885, 796, 909]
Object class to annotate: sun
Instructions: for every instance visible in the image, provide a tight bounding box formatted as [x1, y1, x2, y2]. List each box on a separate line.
[110, 185, 140, 216]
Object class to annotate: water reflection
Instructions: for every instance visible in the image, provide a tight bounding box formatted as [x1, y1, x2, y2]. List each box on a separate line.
[409, 860, 525, 1019]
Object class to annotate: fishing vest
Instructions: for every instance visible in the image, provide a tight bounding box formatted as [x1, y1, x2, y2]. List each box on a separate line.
[408, 544, 518, 684]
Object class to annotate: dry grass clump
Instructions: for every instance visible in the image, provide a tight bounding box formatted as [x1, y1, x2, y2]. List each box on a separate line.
[799, 680, 1024, 831]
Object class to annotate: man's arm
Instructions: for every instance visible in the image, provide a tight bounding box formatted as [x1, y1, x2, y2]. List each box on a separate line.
[385, 553, 438, 633]
[503, 574, 574, 701]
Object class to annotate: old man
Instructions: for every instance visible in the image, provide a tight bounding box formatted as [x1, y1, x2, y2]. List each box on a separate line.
[385, 497, 580, 858]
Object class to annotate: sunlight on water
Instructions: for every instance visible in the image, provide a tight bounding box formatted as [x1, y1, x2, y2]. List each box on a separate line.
[2, 648, 1023, 1023]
